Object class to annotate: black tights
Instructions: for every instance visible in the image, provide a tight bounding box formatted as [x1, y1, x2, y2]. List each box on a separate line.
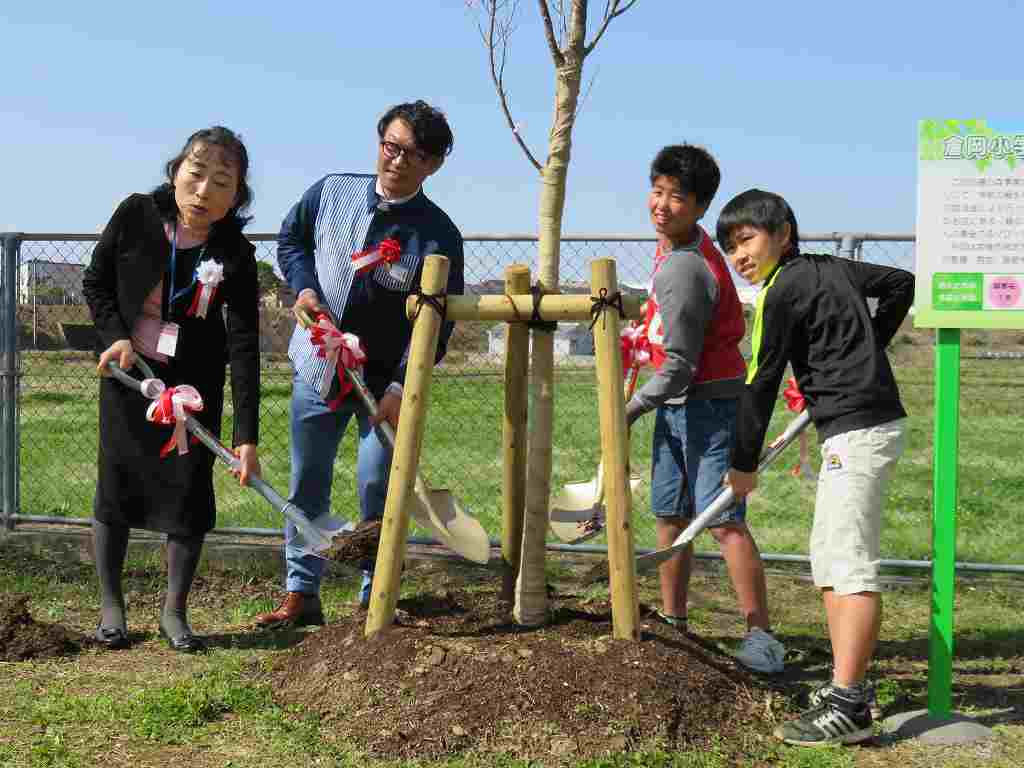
[92, 519, 205, 637]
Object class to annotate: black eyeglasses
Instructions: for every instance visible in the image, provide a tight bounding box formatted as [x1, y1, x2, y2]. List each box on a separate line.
[380, 140, 431, 165]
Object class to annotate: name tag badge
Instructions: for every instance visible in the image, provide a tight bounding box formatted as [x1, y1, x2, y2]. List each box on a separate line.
[156, 322, 180, 357]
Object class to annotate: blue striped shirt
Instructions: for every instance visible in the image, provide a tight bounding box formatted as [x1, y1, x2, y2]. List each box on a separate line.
[277, 173, 464, 400]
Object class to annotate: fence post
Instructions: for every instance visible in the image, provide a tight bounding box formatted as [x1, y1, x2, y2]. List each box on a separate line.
[839, 234, 862, 261]
[1, 233, 23, 531]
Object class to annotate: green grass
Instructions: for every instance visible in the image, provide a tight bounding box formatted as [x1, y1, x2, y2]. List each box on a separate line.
[0, 546, 1021, 768]
[14, 348, 1024, 563]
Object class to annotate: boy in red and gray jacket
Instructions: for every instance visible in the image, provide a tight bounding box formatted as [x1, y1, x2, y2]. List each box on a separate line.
[625, 145, 785, 674]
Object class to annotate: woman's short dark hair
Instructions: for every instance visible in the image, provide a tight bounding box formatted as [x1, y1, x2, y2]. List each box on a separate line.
[649, 144, 720, 209]
[716, 189, 800, 257]
[152, 126, 253, 229]
[377, 100, 454, 158]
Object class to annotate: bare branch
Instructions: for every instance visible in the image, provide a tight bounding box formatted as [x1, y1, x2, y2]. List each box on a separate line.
[584, 0, 638, 56]
[485, 1, 544, 172]
[538, 1, 565, 66]
[556, 0, 568, 48]
[566, 0, 587, 57]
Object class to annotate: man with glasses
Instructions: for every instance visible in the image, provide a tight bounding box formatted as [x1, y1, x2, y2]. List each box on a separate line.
[255, 100, 464, 628]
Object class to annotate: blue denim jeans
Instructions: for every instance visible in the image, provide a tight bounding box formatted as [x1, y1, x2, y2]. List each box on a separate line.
[649, 398, 746, 524]
[285, 374, 391, 597]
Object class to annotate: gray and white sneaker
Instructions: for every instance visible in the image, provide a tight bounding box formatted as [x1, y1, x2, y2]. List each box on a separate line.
[774, 699, 873, 747]
[809, 680, 881, 720]
[734, 627, 785, 674]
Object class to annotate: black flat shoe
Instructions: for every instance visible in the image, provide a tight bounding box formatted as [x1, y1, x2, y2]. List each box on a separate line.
[158, 622, 206, 654]
[94, 624, 130, 650]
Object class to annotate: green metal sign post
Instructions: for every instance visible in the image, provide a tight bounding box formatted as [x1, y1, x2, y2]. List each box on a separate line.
[912, 119, 1024, 737]
[928, 327, 960, 716]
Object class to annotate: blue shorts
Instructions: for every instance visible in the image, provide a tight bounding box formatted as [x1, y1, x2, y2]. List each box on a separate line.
[649, 398, 746, 524]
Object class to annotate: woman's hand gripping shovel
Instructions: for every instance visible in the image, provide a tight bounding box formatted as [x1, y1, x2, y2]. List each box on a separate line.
[106, 358, 348, 557]
[295, 308, 491, 565]
[548, 364, 644, 544]
[635, 409, 812, 571]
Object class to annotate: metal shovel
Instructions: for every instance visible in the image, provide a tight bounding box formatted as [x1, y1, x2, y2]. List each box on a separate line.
[341, 365, 491, 565]
[636, 409, 812, 571]
[107, 360, 347, 557]
[548, 366, 643, 544]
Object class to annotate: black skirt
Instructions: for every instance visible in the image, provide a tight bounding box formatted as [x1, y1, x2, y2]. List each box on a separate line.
[93, 354, 224, 537]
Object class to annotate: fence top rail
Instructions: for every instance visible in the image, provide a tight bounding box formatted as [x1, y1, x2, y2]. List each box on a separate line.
[6, 231, 917, 243]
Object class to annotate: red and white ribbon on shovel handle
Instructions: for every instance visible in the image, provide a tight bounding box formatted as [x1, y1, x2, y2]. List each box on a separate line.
[146, 385, 204, 457]
[308, 314, 367, 410]
[351, 237, 402, 275]
[620, 322, 651, 378]
[781, 377, 814, 478]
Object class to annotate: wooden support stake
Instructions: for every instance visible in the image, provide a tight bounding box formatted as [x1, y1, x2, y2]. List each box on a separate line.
[591, 258, 639, 640]
[501, 264, 531, 602]
[365, 255, 450, 637]
[406, 292, 644, 323]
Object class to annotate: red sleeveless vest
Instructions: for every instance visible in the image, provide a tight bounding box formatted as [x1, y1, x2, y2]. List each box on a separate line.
[644, 228, 746, 385]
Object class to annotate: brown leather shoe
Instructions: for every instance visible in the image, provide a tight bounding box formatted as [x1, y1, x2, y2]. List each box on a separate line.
[254, 592, 325, 629]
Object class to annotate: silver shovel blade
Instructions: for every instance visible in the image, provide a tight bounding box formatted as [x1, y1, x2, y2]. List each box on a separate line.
[408, 490, 491, 565]
[290, 514, 354, 558]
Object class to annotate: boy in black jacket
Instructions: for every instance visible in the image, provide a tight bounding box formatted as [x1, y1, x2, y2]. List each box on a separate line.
[717, 189, 914, 747]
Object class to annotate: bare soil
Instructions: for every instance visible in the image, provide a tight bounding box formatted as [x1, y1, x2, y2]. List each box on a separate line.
[0, 594, 89, 661]
[270, 583, 775, 763]
[321, 520, 382, 570]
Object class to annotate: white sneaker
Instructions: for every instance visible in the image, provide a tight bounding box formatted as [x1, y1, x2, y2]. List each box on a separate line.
[735, 627, 785, 674]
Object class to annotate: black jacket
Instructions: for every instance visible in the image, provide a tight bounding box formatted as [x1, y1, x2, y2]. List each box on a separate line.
[82, 193, 260, 447]
[732, 252, 913, 472]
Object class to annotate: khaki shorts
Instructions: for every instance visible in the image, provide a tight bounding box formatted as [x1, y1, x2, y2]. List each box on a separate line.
[810, 419, 907, 594]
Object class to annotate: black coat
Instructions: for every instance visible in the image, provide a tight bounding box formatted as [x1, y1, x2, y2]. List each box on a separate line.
[82, 193, 260, 535]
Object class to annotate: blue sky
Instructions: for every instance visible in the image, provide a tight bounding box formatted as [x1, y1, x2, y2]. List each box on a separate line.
[0, 2, 1018, 236]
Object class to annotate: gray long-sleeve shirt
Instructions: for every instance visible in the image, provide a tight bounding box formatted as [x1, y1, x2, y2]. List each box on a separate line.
[625, 240, 744, 425]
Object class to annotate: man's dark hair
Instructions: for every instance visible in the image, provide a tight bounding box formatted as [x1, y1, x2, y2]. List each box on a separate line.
[649, 144, 720, 209]
[377, 100, 454, 158]
[716, 189, 800, 256]
[153, 125, 253, 229]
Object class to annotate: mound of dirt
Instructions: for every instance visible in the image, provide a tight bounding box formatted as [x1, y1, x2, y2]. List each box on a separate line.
[271, 586, 773, 762]
[322, 520, 381, 569]
[0, 595, 88, 661]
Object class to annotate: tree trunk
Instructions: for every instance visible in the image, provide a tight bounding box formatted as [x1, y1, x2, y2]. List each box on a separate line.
[513, 51, 584, 625]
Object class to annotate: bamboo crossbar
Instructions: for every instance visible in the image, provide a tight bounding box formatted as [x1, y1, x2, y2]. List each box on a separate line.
[406, 292, 645, 323]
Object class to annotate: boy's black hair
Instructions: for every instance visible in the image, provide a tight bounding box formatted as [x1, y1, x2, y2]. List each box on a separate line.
[153, 125, 253, 230]
[715, 189, 800, 256]
[649, 144, 720, 209]
[378, 100, 454, 158]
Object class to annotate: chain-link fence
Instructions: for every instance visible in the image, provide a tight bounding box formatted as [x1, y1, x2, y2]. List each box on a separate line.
[1, 231, 914, 550]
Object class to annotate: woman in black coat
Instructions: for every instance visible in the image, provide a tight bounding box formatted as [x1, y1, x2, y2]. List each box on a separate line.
[82, 126, 261, 652]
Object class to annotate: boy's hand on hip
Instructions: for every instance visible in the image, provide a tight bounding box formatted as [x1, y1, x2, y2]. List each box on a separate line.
[725, 468, 758, 498]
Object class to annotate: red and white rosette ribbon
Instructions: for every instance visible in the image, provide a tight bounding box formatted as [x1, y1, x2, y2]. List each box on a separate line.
[186, 260, 224, 319]
[620, 323, 652, 378]
[146, 385, 204, 457]
[351, 237, 402, 275]
[309, 315, 367, 410]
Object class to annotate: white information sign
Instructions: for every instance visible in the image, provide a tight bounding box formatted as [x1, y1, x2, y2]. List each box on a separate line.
[916, 119, 1024, 329]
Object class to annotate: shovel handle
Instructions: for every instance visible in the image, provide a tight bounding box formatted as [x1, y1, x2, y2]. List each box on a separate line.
[341, 364, 434, 498]
[637, 409, 812, 567]
[106, 360, 331, 551]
